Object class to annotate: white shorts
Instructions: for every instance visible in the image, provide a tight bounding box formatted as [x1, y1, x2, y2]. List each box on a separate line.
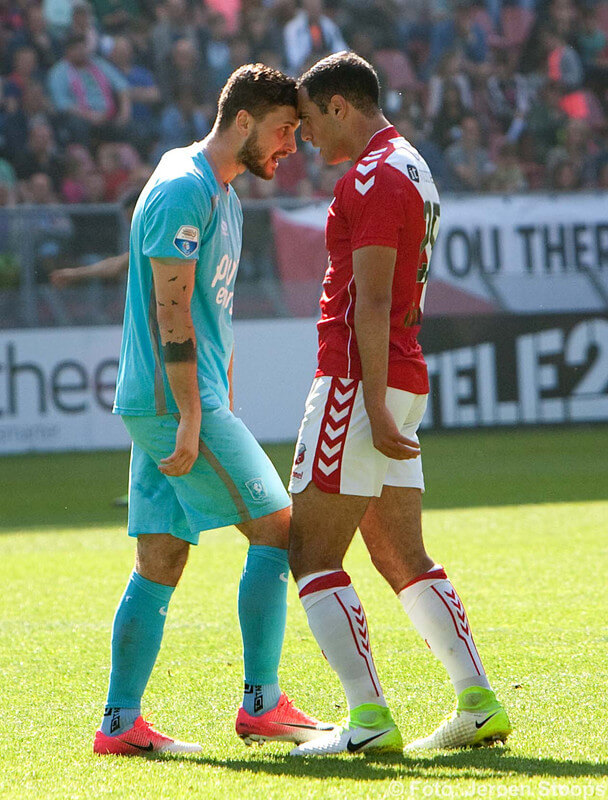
[288, 376, 427, 497]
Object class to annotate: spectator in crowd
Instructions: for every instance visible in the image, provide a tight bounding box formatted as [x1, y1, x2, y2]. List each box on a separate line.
[549, 158, 580, 190]
[545, 27, 584, 90]
[42, 0, 75, 40]
[12, 120, 64, 191]
[3, 46, 42, 111]
[60, 143, 95, 201]
[23, 169, 58, 202]
[519, 0, 578, 85]
[7, 4, 61, 72]
[526, 79, 568, 161]
[516, 129, 545, 188]
[47, 32, 131, 145]
[202, 12, 233, 97]
[339, 0, 400, 48]
[0, 0, 25, 40]
[68, 0, 100, 56]
[23, 171, 73, 280]
[577, 4, 607, 72]
[127, 16, 156, 72]
[161, 36, 206, 106]
[577, 5, 608, 100]
[153, 86, 210, 162]
[244, 7, 283, 62]
[488, 139, 528, 192]
[97, 141, 139, 200]
[150, 0, 201, 78]
[0, 78, 58, 157]
[546, 118, 599, 188]
[445, 113, 495, 190]
[484, 0, 537, 35]
[108, 34, 160, 155]
[88, 0, 141, 34]
[485, 48, 530, 141]
[426, 49, 473, 132]
[282, 0, 347, 73]
[425, 1, 489, 80]
[205, 0, 240, 34]
[428, 80, 469, 150]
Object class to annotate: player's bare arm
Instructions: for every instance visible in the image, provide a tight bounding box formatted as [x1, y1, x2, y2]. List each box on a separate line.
[50, 251, 129, 287]
[150, 255, 200, 477]
[353, 245, 421, 461]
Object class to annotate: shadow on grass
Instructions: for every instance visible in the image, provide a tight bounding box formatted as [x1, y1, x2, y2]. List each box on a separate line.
[154, 748, 608, 781]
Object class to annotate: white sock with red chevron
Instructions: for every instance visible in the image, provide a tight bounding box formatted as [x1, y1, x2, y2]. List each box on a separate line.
[297, 570, 387, 710]
[398, 565, 491, 695]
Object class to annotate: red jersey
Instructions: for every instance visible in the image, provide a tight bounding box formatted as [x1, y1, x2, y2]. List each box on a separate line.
[316, 125, 440, 395]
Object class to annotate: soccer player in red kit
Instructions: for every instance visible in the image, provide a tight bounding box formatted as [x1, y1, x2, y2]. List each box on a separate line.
[288, 52, 511, 756]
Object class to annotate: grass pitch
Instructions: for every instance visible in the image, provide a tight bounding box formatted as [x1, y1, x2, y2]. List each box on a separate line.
[0, 427, 607, 800]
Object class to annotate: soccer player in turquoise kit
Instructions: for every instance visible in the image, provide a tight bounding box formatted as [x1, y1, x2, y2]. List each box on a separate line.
[93, 64, 333, 756]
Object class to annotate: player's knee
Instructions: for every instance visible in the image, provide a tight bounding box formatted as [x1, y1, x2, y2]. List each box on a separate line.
[136, 535, 189, 586]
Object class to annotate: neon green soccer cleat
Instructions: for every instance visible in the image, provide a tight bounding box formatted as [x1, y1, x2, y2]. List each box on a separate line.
[290, 703, 403, 756]
[404, 687, 511, 752]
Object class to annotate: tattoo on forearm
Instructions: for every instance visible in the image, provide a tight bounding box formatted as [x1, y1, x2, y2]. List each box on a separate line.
[162, 339, 196, 362]
[168, 275, 178, 282]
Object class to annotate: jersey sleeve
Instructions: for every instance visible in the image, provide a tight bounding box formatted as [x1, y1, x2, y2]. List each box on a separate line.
[142, 177, 212, 260]
[342, 163, 407, 251]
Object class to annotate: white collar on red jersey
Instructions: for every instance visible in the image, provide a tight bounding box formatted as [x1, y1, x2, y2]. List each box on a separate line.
[359, 125, 397, 161]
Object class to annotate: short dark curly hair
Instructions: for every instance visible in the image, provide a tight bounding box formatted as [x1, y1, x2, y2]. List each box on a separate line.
[297, 51, 380, 116]
[216, 63, 298, 130]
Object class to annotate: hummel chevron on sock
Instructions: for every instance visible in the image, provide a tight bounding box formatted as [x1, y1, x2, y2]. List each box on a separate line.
[238, 545, 288, 714]
[298, 570, 386, 711]
[398, 565, 491, 695]
[102, 570, 175, 733]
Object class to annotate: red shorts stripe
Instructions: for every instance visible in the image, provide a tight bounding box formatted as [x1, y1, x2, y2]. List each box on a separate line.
[311, 377, 358, 493]
[299, 570, 351, 598]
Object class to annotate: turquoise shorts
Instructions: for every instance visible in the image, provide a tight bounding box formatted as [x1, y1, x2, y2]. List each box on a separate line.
[122, 409, 290, 545]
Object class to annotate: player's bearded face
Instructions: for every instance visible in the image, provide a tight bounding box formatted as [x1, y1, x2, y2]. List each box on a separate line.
[238, 127, 277, 181]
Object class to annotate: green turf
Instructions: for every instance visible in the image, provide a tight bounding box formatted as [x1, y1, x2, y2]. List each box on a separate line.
[0, 428, 607, 799]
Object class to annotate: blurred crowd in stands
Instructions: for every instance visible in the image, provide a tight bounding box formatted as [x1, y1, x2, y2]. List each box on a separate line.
[1, 0, 608, 209]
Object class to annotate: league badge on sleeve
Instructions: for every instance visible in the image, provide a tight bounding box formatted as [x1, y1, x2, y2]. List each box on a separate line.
[173, 225, 200, 257]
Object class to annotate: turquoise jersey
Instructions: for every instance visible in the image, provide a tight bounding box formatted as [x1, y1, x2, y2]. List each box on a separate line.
[113, 143, 243, 415]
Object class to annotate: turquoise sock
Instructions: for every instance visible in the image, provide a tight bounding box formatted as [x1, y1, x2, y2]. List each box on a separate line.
[238, 545, 288, 715]
[103, 571, 174, 727]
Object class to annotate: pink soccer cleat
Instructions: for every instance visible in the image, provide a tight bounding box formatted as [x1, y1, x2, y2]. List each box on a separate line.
[235, 692, 336, 745]
[93, 716, 202, 756]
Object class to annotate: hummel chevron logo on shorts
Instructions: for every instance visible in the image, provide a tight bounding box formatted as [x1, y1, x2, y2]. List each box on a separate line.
[312, 378, 357, 492]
